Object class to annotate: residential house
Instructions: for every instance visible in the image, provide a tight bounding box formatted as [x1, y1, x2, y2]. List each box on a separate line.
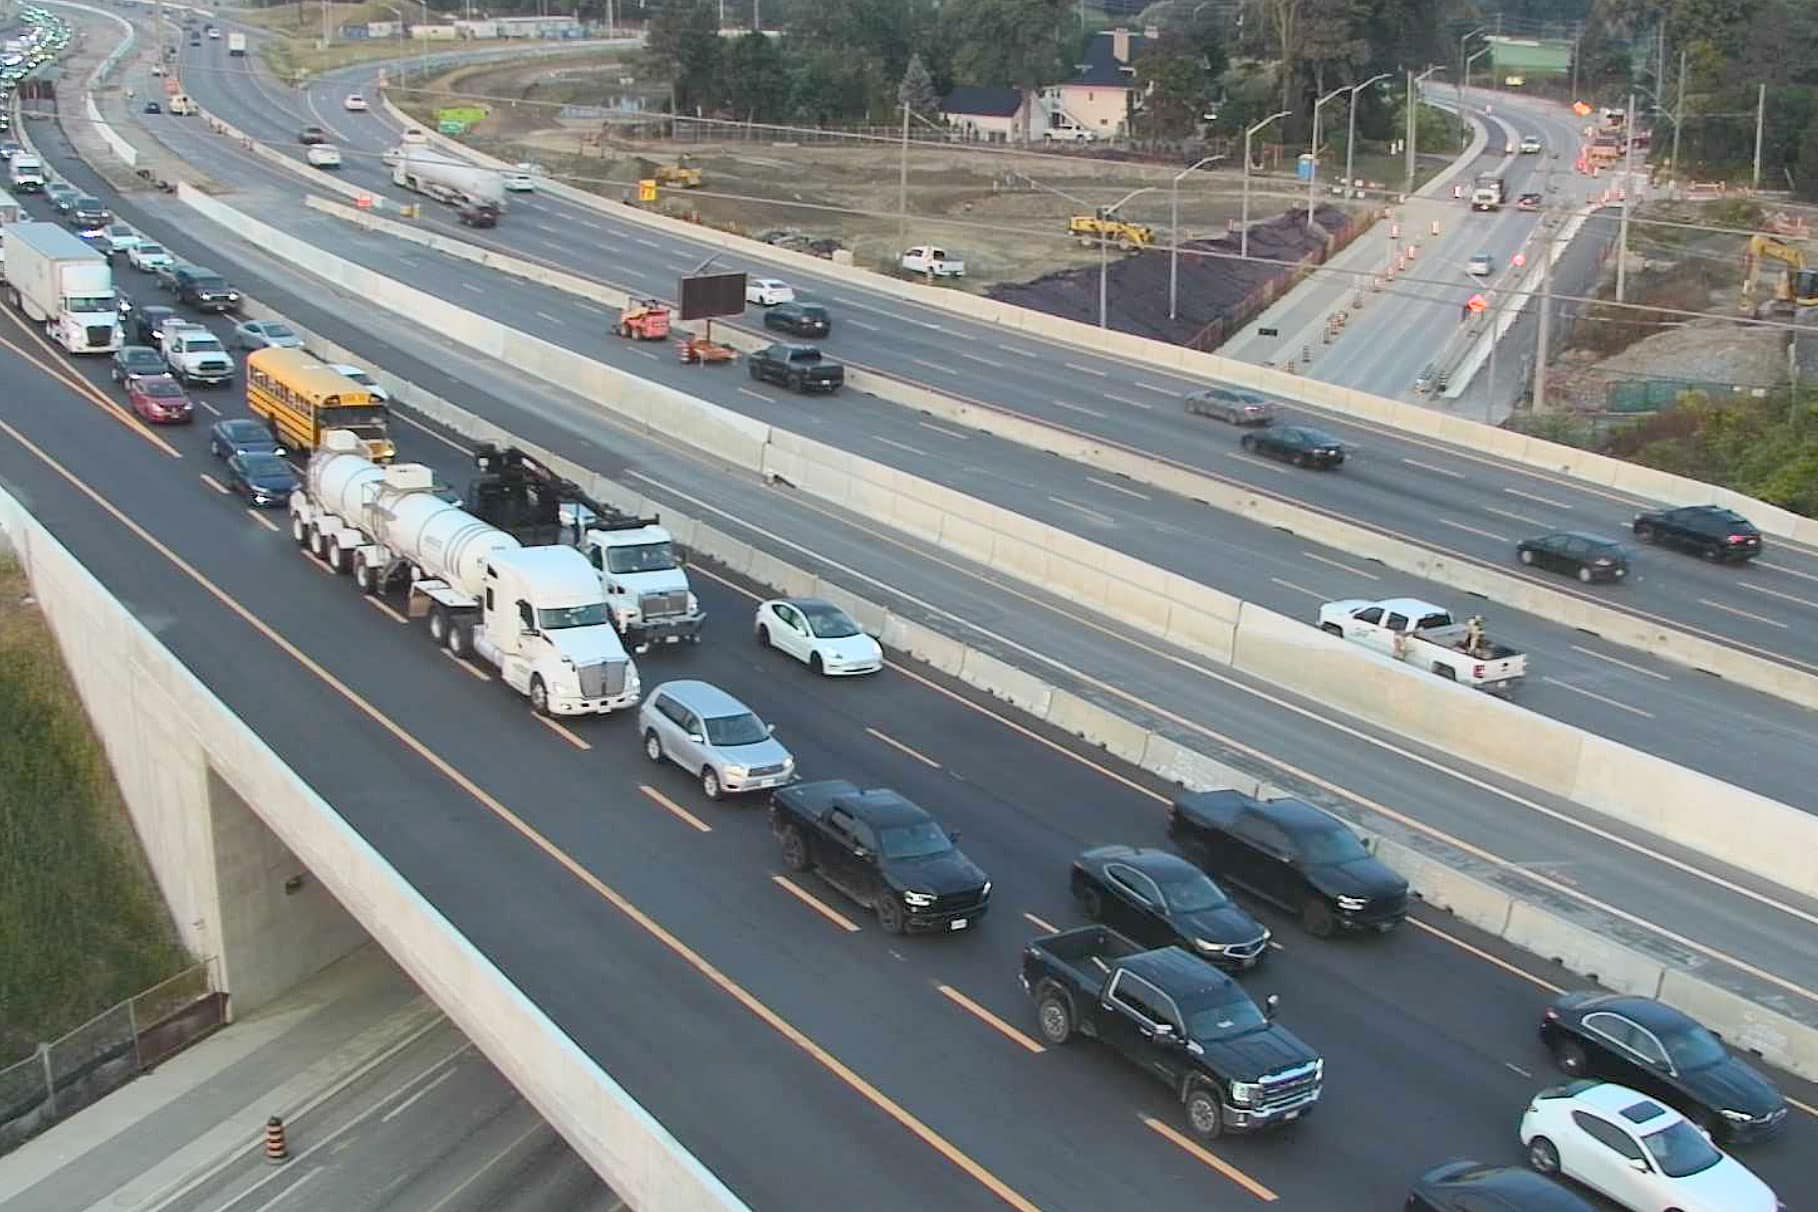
[940, 86, 1035, 143]
[1043, 26, 1154, 141]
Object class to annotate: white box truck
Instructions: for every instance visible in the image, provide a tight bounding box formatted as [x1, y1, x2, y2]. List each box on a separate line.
[227, 31, 246, 55]
[8, 153, 46, 192]
[2, 222, 123, 353]
[290, 431, 641, 716]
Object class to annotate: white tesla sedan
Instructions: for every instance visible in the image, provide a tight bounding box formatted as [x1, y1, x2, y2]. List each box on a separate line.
[754, 598, 883, 676]
[1520, 1081, 1779, 1212]
[746, 277, 794, 307]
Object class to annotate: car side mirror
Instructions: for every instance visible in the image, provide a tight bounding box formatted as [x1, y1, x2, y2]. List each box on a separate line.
[687, 731, 705, 744]
[852, 846, 871, 861]
[948, 830, 960, 844]
[1627, 1157, 1651, 1174]
[1264, 994, 1280, 1020]
[767, 724, 777, 737]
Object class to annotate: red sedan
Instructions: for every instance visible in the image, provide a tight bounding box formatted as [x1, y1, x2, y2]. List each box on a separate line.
[126, 373, 195, 424]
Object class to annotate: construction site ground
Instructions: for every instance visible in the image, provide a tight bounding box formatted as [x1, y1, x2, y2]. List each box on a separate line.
[403, 54, 1410, 297]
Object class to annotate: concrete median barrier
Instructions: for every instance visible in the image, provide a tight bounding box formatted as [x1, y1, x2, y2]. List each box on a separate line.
[230, 291, 1818, 1080]
[189, 188, 1818, 902]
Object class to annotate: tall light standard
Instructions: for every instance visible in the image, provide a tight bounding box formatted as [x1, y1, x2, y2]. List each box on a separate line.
[1458, 24, 1489, 148]
[1241, 110, 1291, 259]
[1014, 177, 1156, 328]
[1463, 44, 1492, 151]
[1306, 84, 1347, 227]
[1170, 153, 1226, 320]
[1342, 72, 1390, 202]
[1405, 65, 1444, 196]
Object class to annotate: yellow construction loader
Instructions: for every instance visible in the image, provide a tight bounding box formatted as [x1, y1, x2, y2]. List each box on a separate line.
[1068, 214, 1155, 249]
[1741, 233, 1818, 315]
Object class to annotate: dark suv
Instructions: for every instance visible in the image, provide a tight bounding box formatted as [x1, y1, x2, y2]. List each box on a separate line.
[69, 195, 111, 229]
[1167, 791, 1407, 937]
[173, 266, 242, 313]
[1632, 504, 1762, 563]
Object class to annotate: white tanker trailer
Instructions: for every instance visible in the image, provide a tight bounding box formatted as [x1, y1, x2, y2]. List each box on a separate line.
[290, 430, 638, 716]
[391, 148, 506, 211]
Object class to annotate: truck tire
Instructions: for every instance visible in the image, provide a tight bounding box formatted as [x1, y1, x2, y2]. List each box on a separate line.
[874, 892, 906, 935]
[306, 523, 325, 559]
[529, 676, 550, 716]
[290, 513, 308, 547]
[748, 360, 762, 381]
[446, 621, 470, 658]
[1301, 896, 1337, 937]
[353, 554, 376, 595]
[1184, 1082, 1225, 1139]
[324, 538, 347, 575]
[1034, 985, 1075, 1045]
[428, 606, 449, 646]
[779, 825, 811, 872]
[787, 371, 804, 393]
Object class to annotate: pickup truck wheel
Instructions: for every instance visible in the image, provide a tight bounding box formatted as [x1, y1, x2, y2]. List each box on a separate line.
[1035, 989, 1074, 1045]
[1184, 1085, 1225, 1140]
[787, 371, 804, 392]
[529, 676, 550, 716]
[1078, 885, 1105, 921]
[1633, 522, 1656, 543]
[1301, 897, 1337, 937]
[875, 893, 906, 935]
[748, 360, 762, 380]
[779, 826, 811, 872]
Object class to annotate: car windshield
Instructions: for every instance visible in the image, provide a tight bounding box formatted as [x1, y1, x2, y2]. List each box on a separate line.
[108, 225, 132, 237]
[1160, 873, 1229, 913]
[190, 275, 227, 289]
[800, 602, 859, 638]
[1183, 985, 1267, 1041]
[223, 422, 265, 442]
[702, 711, 769, 747]
[67, 294, 114, 312]
[535, 603, 608, 630]
[141, 379, 183, 398]
[1641, 1120, 1722, 1178]
[604, 542, 676, 574]
[878, 820, 953, 860]
[1296, 823, 1369, 865]
[787, 350, 822, 364]
[240, 454, 289, 478]
[1659, 1023, 1727, 1071]
[183, 336, 224, 353]
[262, 324, 295, 340]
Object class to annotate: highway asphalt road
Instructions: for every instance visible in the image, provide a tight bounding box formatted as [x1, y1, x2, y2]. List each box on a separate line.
[161, 1018, 619, 1212]
[87, 49, 1818, 818]
[155, 36, 1818, 697]
[1, 312, 1814, 1212]
[24, 54, 1818, 1031]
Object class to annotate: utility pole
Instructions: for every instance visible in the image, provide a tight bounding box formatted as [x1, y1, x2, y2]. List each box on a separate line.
[1534, 224, 1553, 411]
[1616, 92, 1635, 303]
[898, 103, 909, 240]
[1670, 49, 1686, 180]
[1754, 83, 1767, 191]
[1406, 69, 1417, 195]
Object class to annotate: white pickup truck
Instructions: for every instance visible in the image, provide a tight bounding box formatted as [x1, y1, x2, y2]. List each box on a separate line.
[1317, 597, 1527, 695]
[901, 245, 965, 278]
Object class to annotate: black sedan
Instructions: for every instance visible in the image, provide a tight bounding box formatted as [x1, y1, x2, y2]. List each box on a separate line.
[1515, 531, 1629, 583]
[1539, 991, 1787, 1143]
[132, 304, 176, 348]
[1407, 1160, 1595, 1212]
[1632, 504, 1762, 562]
[209, 417, 285, 459]
[1168, 790, 1407, 937]
[1069, 845, 1270, 969]
[1239, 424, 1344, 468]
[110, 344, 166, 383]
[762, 301, 832, 338]
[223, 451, 297, 507]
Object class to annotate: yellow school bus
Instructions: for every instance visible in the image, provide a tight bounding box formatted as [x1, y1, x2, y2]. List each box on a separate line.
[245, 347, 395, 462]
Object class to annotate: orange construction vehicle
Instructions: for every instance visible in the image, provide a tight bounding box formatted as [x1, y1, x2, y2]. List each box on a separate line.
[676, 330, 736, 364]
[616, 299, 671, 340]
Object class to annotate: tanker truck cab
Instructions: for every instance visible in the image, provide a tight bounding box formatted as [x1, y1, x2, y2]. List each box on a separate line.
[571, 509, 705, 651]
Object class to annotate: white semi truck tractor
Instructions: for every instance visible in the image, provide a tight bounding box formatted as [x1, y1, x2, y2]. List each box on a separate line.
[291, 431, 639, 716]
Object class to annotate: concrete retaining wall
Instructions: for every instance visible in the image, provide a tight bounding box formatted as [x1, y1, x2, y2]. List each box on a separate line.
[381, 88, 1818, 549]
[181, 186, 1818, 902]
[0, 483, 749, 1212]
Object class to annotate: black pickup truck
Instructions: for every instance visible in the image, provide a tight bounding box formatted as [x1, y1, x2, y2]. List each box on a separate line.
[172, 266, 242, 314]
[747, 343, 844, 394]
[1021, 925, 1322, 1139]
[771, 779, 990, 934]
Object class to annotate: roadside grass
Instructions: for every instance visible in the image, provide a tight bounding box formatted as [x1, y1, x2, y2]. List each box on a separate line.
[0, 560, 187, 1066]
[241, 0, 434, 82]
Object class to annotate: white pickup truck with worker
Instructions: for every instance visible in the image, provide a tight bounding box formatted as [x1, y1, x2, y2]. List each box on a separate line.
[1317, 597, 1527, 695]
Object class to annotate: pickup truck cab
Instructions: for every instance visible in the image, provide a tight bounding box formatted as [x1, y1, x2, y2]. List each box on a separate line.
[163, 323, 236, 386]
[1022, 925, 1322, 1139]
[771, 779, 990, 934]
[173, 266, 242, 312]
[901, 245, 965, 278]
[1317, 596, 1526, 693]
[748, 343, 843, 393]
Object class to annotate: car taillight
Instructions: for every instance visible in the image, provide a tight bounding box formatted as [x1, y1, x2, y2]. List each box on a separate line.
[1543, 1007, 1559, 1020]
[1727, 534, 1749, 544]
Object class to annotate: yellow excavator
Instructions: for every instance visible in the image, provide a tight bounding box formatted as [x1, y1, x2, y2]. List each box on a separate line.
[1741, 233, 1818, 315]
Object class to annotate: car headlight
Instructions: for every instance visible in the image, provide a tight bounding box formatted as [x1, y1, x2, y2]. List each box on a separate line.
[722, 764, 748, 780]
[902, 890, 936, 908]
[685, 593, 699, 613]
[1195, 938, 1227, 953]
[1719, 1108, 1756, 1122]
[1336, 895, 1369, 911]
[980, 881, 991, 897]
[781, 755, 795, 771]
[1230, 1081, 1261, 1106]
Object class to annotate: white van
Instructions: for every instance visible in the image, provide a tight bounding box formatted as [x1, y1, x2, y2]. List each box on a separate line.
[8, 153, 45, 192]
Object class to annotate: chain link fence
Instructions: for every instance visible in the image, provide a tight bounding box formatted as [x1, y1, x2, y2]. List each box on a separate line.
[0, 961, 223, 1154]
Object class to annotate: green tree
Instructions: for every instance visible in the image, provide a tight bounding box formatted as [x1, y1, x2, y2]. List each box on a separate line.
[786, 45, 877, 124]
[899, 51, 941, 116]
[723, 31, 791, 123]
[1133, 36, 1214, 136]
[1795, 106, 1818, 199]
[645, 0, 722, 115]
[941, 0, 1074, 137]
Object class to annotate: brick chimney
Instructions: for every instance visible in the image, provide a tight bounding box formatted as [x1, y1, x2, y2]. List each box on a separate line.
[1112, 26, 1130, 64]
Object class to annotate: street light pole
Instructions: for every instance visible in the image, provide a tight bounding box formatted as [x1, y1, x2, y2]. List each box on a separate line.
[1753, 83, 1767, 191]
[1459, 24, 1488, 148]
[1307, 85, 1346, 228]
[1617, 92, 1634, 302]
[1405, 66, 1444, 196]
[1534, 222, 1554, 411]
[1343, 72, 1390, 203]
[1242, 110, 1291, 259]
[1097, 186, 1155, 329]
[1170, 154, 1225, 320]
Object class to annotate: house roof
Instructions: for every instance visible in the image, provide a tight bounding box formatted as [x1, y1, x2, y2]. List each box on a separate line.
[941, 86, 1026, 118]
[1071, 29, 1148, 88]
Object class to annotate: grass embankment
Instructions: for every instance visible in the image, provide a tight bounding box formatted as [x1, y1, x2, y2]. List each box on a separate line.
[239, 0, 434, 83]
[0, 560, 187, 1065]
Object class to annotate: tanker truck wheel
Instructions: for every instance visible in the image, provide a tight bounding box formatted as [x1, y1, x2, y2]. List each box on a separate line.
[308, 524, 328, 561]
[290, 513, 308, 547]
[428, 605, 449, 646]
[353, 554, 376, 595]
[324, 539, 348, 575]
[446, 620, 470, 658]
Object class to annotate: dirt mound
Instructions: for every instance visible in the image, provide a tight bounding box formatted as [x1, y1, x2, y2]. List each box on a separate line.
[985, 205, 1355, 348]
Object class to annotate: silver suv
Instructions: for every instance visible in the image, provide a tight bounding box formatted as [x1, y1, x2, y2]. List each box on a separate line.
[638, 680, 795, 800]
